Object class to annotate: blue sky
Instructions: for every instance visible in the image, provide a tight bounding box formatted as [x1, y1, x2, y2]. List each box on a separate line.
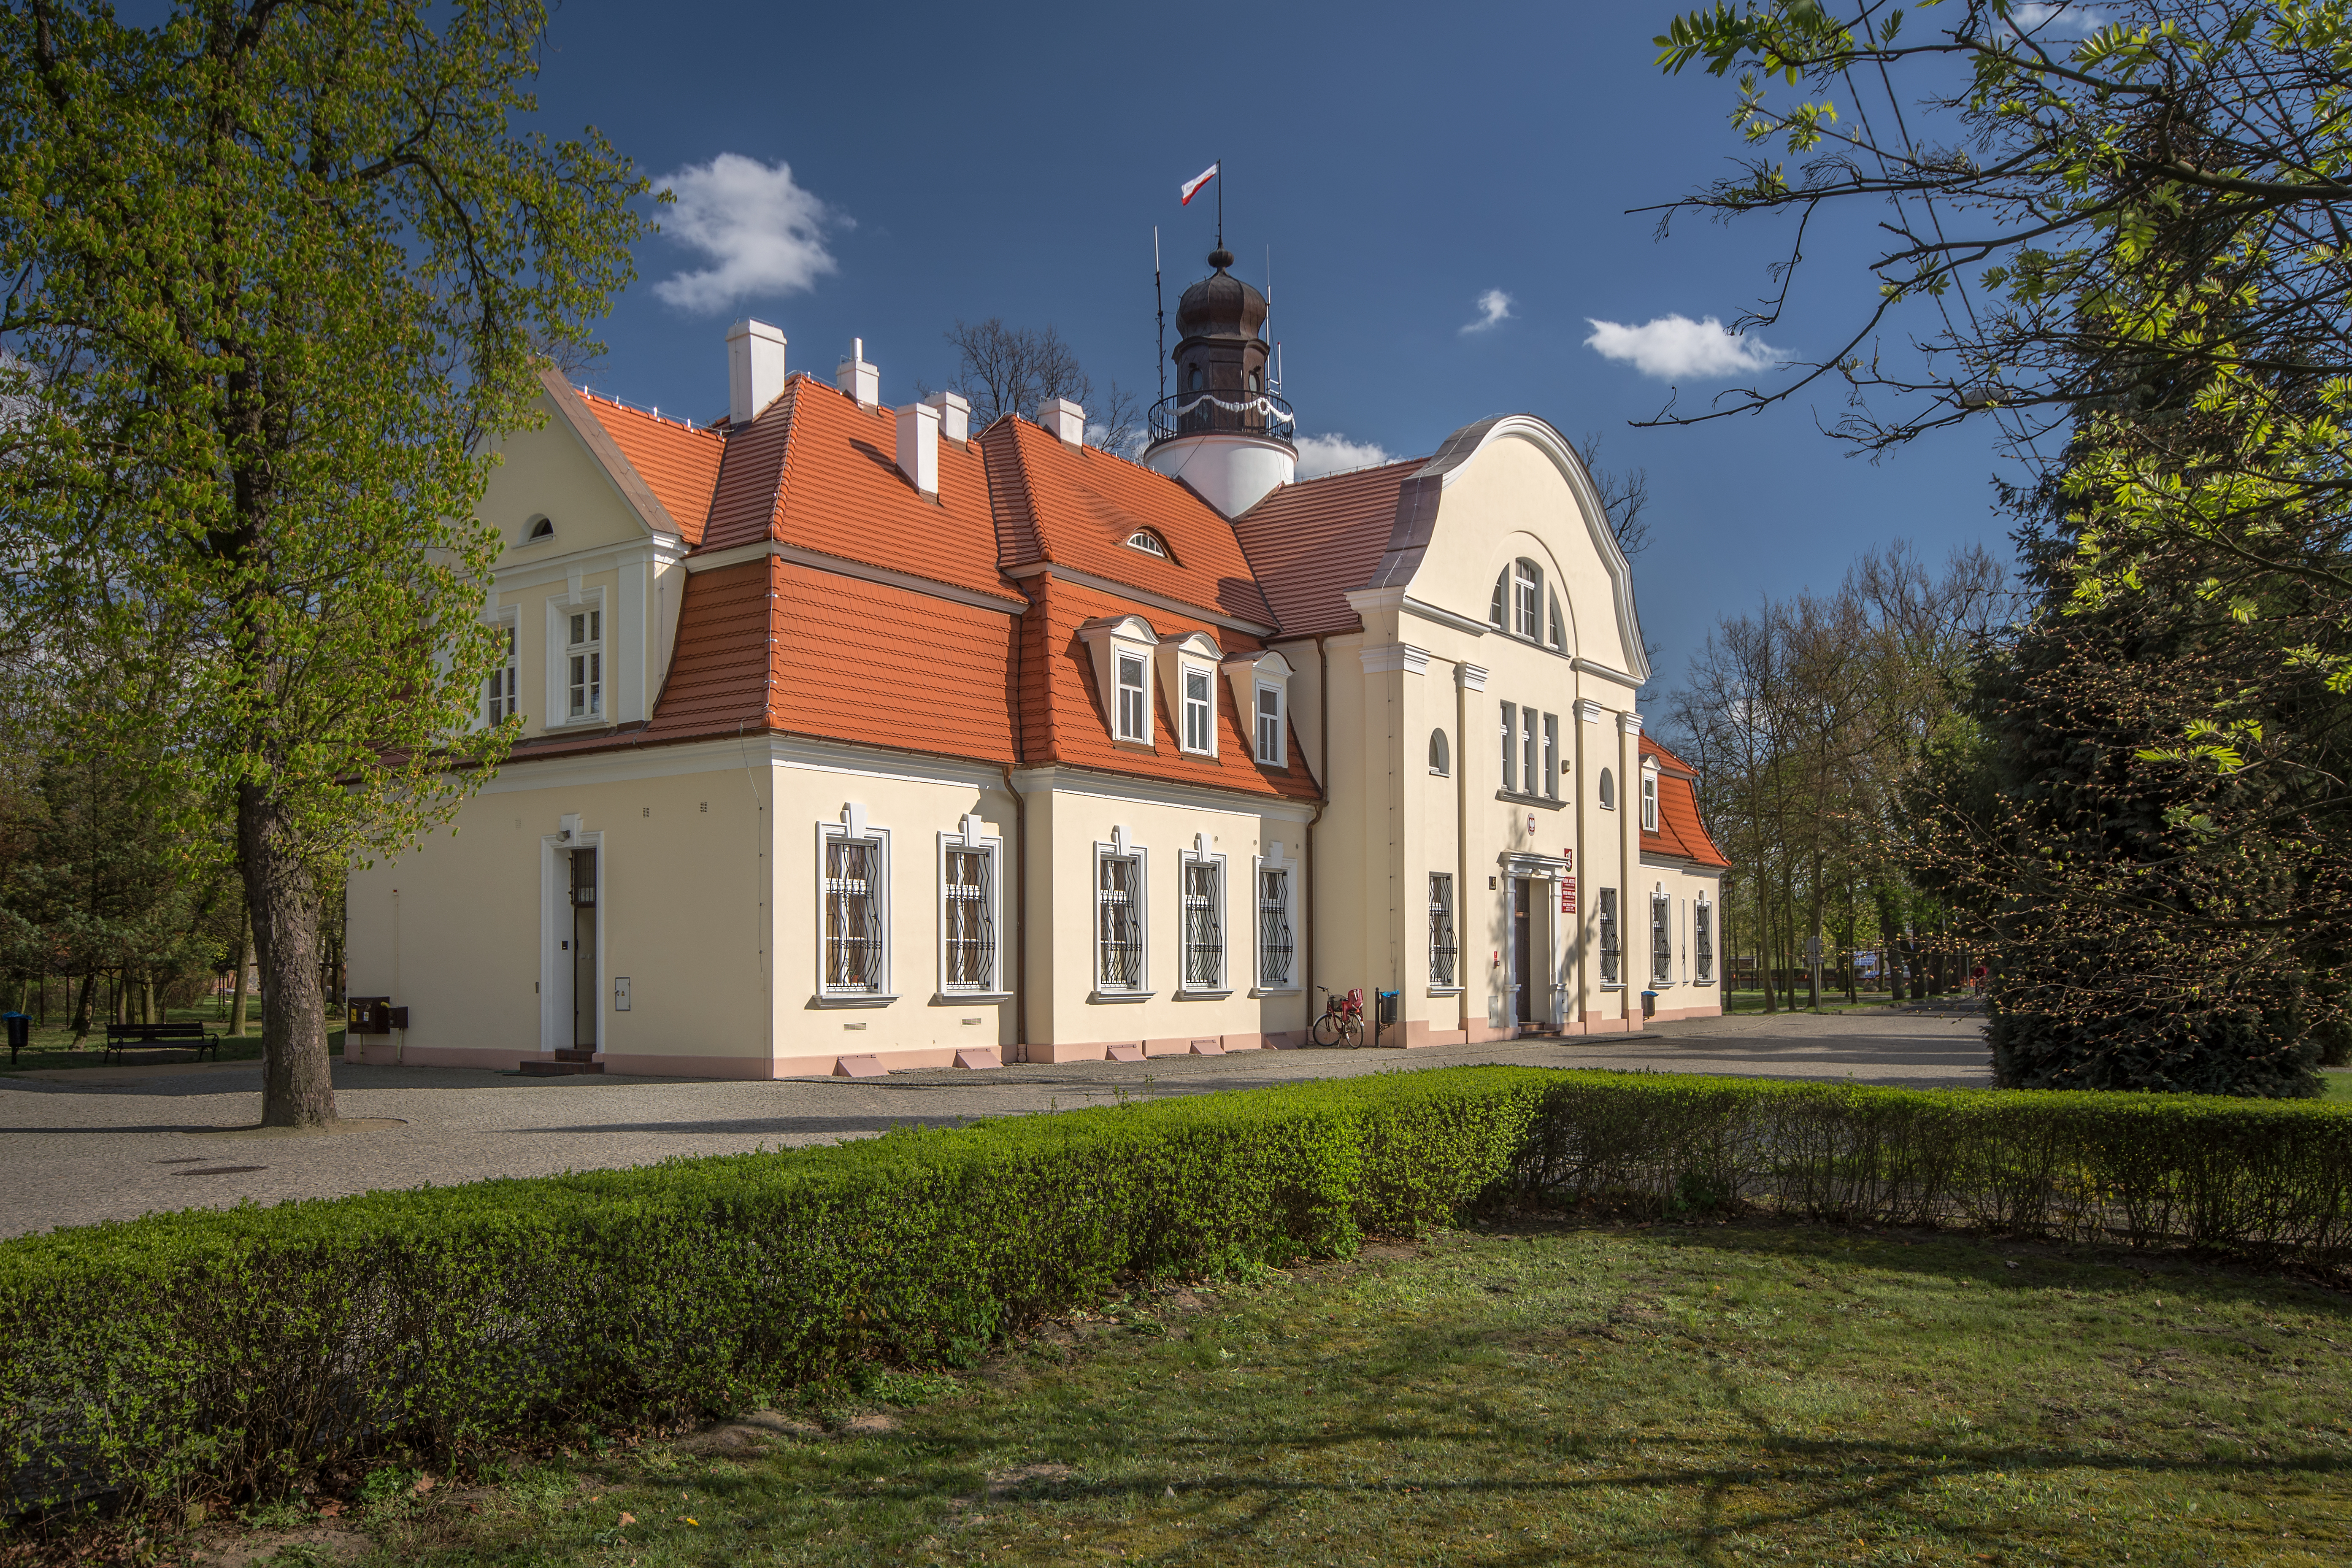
[527, 0, 2024, 693]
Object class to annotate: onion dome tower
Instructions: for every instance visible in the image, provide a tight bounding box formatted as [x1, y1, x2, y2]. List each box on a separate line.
[1143, 245, 1296, 517]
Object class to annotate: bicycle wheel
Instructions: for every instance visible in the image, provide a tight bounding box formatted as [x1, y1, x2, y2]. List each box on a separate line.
[1310, 1011, 1342, 1047]
[1338, 1016, 1365, 1048]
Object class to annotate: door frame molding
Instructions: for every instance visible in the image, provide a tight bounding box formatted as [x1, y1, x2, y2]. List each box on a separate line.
[540, 830, 604, 1053]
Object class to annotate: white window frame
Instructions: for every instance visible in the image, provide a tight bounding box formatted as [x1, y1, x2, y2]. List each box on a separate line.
[1543, 712, 1560, 799]
[817, 811, 894, 1004]
[1254, 681, 1286, 767]
[1695, 894, 1715, 985]
[1115, 652, 1150, 743]
[1521, 705, 1539, 798]
[1181, 664, 1216, 756]
[1597, 887, 1621, 987]
[484, 609, 519, 727]
[1092, 831, 1151, 999]
[1651, 889, 1674, 986]
[1500, 701, 1517, 792]
[1512, 558, 1542, 640]
[1428, 871, 1461, 993]
[1641, 764, 1660, 831]
[544, 589, 608, 728]
[936, 818, 1007, 998]
[1176, 838, 1229, 997]
[1251, 843, 1299, 993]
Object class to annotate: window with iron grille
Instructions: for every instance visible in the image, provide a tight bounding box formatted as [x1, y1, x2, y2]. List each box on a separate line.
[822, 835, 887, 995]
[1116, 654, 1149, 741]
[1183, 668, 1214, 754]
[1256, 865, 1294, 988]
[1695, 898, 1714, 984]
[942, 845, 996, 992]
[1428, 873, 1458, 987]
[1652, 893, 1673, 984]
[485, 619, 518, 724]
[1500, 701, 1517, 792]
[1598, 888, 1620, 984]
[1180, 856, 1224, 990]
[565, 608, 603, 720]
[1096, 851, 1145, 992]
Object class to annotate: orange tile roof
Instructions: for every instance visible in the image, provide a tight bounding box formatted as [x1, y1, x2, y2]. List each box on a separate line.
[1641, 735, 1730, 868]
[984, 418, 1278, 629]
[1231, 459, 1422, 637]
[641, 556, 1016, 764]
[579, 394, 725, 546]
[1021, 573, 1318, 801]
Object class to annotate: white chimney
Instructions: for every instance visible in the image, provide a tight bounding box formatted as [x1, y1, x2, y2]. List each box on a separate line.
[922, 389, 971, 443]
[836, 337, 879, 406]
[895, 400, 940, 496]
[1038, 397, 1085, 445]
[726, 319, 787, 427]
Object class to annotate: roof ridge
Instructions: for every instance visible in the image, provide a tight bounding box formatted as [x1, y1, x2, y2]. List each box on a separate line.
[986, 416, 1051, 568]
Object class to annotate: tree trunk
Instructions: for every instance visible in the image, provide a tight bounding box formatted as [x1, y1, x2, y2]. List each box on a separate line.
[239, 782, 336, 1127]
[70, 971, 93, 1042]
[230, 907, 253, 1037]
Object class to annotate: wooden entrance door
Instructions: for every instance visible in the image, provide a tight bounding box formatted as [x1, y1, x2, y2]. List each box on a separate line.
[570, 848, 598, 1050]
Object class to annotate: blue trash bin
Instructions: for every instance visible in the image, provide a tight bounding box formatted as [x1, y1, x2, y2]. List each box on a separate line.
[1640, 990, 1657, 1020]
[3, 1013, 29, 1064]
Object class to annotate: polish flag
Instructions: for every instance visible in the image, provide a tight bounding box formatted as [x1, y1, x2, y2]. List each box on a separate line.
[1179, 162, 1218, 205]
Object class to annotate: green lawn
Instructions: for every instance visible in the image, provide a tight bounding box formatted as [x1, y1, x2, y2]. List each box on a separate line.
[2325, 1071, 2352, 1103]
[203, 1220, 2352, 1567]
[0, 994, 343, 1073]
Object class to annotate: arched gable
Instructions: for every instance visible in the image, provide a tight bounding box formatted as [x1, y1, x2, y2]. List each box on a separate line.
[1363, 414, 1649, 683]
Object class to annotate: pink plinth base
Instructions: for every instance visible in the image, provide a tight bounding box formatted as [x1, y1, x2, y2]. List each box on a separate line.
[833, 1054, 886, 1078]
[1106, 1042, 1144, 1062]
[1188, 1038, 1225, 1056]
[952, 1048, 1001, 1070]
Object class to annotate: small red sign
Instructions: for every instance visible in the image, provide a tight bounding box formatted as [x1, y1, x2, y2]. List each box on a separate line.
[1560, 877, 1577, 914]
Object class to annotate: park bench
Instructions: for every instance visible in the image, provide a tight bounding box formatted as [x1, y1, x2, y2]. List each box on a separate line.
[103, 1021, 221, 1065]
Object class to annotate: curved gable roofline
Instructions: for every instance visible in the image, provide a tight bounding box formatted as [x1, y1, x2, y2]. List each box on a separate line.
[1364, 413, 1650, 684]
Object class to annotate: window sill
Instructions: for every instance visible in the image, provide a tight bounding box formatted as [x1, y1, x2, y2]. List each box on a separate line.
[811, 992, 898, 1008]
[1427, 985, 1466, 997]
[1178, 746, 1218, 761]
[932, 990, 1012, 1005]
[1088, 989, 1156, 1004]
[1175, 988, 1233, 1001]
[1495, 790, 1565, 811]
[1598, 982, 1625, 992]
[1249, 985, 1301, 998]
[1111, 736, 1155, 752]
[542, 716, 614, 733]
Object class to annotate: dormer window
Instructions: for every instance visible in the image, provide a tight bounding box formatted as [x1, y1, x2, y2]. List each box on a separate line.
[1125, 529, 1171, 559]
[1254, 682, 1284, 765]
[524, 515, 554, 543]
[1182, 668, 1213, 753]
[1116, 654, 1148, 741]
[1641, 763, 1660, 831]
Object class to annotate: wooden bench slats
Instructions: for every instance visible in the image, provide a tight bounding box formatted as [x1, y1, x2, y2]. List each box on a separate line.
[103, 1022, 221, 1064]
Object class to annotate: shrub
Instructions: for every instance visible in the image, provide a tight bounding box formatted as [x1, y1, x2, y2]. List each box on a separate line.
[1, 1067, 2347, 1522]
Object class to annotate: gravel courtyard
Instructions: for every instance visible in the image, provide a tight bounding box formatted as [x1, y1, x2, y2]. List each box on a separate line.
[0, 1005, 1992, 1238]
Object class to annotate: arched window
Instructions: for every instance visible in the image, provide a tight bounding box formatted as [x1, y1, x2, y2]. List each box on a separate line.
[1125, 529, 1171, 559]
[1598, 768, 1616, 811]
[1188, 365, 1204, 392]
[524, 515, 554, 542]
[1428, 728, 1450, 776]
[1547, 591, 1566, 651]
[1248, 369, 1263, 392]
[1512, 558, 1542, 640]
[1489, 567, 1510, 628]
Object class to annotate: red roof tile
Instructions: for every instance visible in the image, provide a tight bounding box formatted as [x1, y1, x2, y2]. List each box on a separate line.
[579, 395, 725, 545]
[1641, 735, 1730, 868]
[1021, 573, 1317, 801]
[984, 419, 1278, 629]
[1230, 460, 1422, 637]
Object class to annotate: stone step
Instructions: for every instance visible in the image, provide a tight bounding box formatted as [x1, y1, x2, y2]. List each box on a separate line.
[518, 1059, 605, 1077]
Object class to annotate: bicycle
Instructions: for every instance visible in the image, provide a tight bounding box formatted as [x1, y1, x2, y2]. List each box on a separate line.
[1311, 985, 1365, 1048]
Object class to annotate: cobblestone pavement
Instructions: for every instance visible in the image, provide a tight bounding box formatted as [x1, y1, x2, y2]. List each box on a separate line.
[0, 1005, 1991, 1238]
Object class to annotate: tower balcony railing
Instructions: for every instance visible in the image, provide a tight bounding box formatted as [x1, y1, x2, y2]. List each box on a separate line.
[1146, 387, 1296, 449]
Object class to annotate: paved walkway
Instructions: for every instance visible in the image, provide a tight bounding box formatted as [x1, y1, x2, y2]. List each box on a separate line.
[0, 1005, 1991, 1238]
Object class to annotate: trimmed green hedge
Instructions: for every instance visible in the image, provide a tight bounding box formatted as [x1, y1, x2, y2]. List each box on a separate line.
[4, 1067, 2349, 1519]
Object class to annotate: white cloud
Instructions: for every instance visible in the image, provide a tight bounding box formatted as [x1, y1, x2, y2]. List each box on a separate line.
[1460, 289, 1514, 335]
[1295, 433, 1395, 478]
[1583, 314, 1786, 380]
[652, 154, 840, 314]
[2006, 3, 2108, 37]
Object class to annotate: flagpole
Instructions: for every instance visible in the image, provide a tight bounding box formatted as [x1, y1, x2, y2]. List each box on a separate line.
[1154, 227, 1165, 403]
[1216, 159, 1224, 251]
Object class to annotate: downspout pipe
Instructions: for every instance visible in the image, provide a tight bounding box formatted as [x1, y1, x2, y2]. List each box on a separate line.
[1303, 635, 1329, 1031]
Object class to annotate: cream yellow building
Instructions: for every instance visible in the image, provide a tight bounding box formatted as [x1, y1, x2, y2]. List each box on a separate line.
[346, 256, 1726, 1077]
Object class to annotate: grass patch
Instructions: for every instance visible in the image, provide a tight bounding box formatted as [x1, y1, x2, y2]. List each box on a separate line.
[190, 1222, 2352, 1566]
[0, 998, 345, 1073]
